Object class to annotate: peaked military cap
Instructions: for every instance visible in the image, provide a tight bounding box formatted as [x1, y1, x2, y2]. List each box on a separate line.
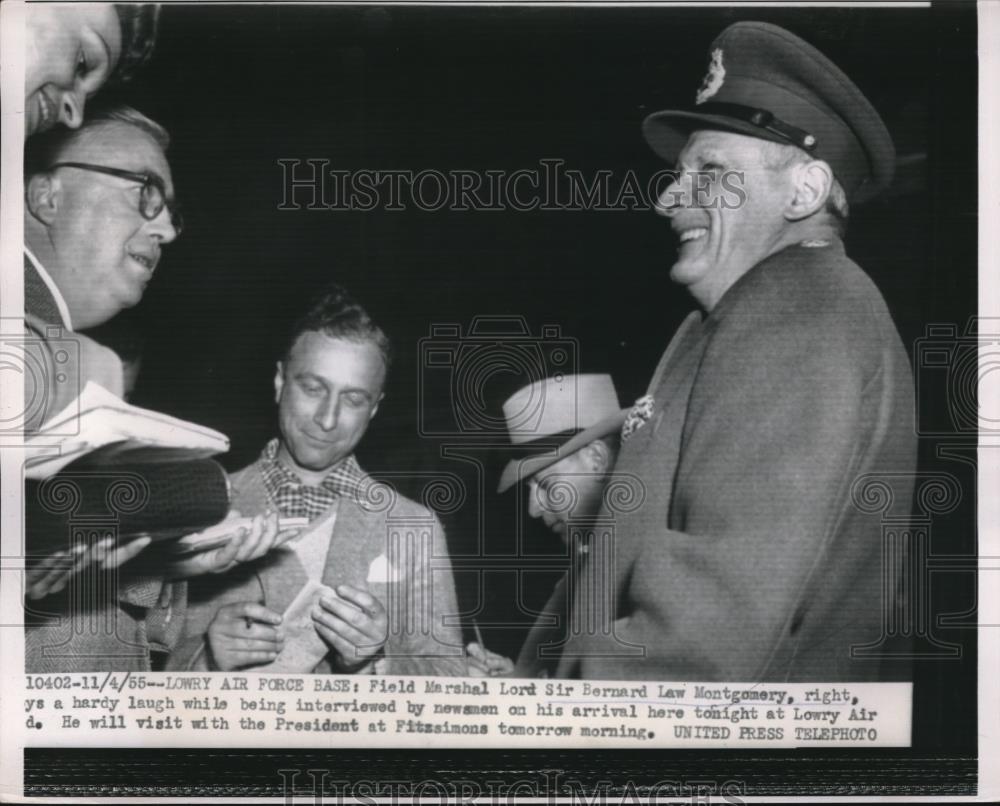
[643, 21, 895, 202]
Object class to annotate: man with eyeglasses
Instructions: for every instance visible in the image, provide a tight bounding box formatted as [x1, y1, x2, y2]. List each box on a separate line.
[22, 104, 289, 672]
[24, 103, 180, 439]
[25, 103, 181, 347]
[22, 101, 184, 580]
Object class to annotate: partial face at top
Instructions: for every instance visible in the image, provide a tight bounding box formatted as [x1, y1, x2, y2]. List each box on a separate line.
[25, 4, 123, 137]
[527, 444, 609, 541]
[657, 130, 795, 310]
[275, 332, 387, 485]
[28, 120, 179, 329]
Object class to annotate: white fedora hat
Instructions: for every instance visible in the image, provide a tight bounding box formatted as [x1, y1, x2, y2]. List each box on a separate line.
[497, 373, 627, 493]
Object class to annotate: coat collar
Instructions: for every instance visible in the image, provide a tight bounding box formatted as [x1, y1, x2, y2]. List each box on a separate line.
[708, 237, 845, 323]
[24, 248, 73, 329]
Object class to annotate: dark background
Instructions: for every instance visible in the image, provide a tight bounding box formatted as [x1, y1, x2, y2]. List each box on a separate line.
[83, 1, 977, 758]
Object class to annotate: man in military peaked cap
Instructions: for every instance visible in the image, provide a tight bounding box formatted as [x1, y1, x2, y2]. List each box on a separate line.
[556, 22, 917, 682]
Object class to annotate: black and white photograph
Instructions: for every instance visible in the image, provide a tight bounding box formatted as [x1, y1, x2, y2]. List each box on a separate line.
[0, 0, 992, 800]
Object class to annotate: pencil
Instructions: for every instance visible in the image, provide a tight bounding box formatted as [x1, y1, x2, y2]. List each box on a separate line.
[472, 619, 485, 648]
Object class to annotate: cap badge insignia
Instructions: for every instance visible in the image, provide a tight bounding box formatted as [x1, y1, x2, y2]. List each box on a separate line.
[696, 48, 725, 105]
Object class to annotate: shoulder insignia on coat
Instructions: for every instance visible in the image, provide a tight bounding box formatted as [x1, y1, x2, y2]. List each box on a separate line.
[621, 394, 656, 443]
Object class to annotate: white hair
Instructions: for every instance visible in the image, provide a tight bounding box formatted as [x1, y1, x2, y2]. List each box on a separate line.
[24, 103, 170, 179]
[759, 140, 849, 234]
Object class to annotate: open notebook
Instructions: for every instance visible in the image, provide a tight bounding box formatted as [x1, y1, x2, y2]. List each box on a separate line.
[25, 381, 230, 480]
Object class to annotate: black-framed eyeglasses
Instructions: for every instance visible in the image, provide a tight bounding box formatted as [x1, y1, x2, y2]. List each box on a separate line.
[48, 162, 184, 235]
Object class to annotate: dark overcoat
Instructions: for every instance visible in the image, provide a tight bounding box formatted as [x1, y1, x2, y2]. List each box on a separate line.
[553, 240, 917, 682]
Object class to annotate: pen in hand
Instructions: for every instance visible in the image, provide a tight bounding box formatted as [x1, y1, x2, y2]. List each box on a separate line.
[466, 620, 514, 677]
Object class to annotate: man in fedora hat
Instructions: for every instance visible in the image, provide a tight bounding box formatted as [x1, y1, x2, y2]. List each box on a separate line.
[466, 374, 627, 677]
[555, 22, 917, 682]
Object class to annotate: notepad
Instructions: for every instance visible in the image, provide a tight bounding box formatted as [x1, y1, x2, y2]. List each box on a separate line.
[25, 381, 230, 480]
[264, 581, 335, 673]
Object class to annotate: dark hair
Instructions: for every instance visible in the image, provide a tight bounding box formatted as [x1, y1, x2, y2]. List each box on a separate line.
[284, 284, 392, 373]
[111, 4, 160, 84]
[24, 103, 169, 178]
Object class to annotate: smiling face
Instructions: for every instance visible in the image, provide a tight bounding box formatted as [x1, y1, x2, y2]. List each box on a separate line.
[275, 332, 387, 485]
[657, 130, 795, 310]
[29, 120, 179, 329]
[25, 4, 122, 137]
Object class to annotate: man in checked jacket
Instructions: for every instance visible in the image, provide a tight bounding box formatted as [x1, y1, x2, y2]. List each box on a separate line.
[173, 285, 465, 675]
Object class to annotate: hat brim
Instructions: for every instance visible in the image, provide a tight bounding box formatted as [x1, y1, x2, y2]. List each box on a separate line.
[643, 108, 892, 203]
[642, 108, 790, 166]
[497, 408, 629, 494]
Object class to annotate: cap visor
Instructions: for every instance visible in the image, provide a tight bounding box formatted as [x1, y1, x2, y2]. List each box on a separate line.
[642, 109, 789, 164]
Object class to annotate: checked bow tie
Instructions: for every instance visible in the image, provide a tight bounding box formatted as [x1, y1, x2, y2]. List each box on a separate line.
[259, 439, 369, 521]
